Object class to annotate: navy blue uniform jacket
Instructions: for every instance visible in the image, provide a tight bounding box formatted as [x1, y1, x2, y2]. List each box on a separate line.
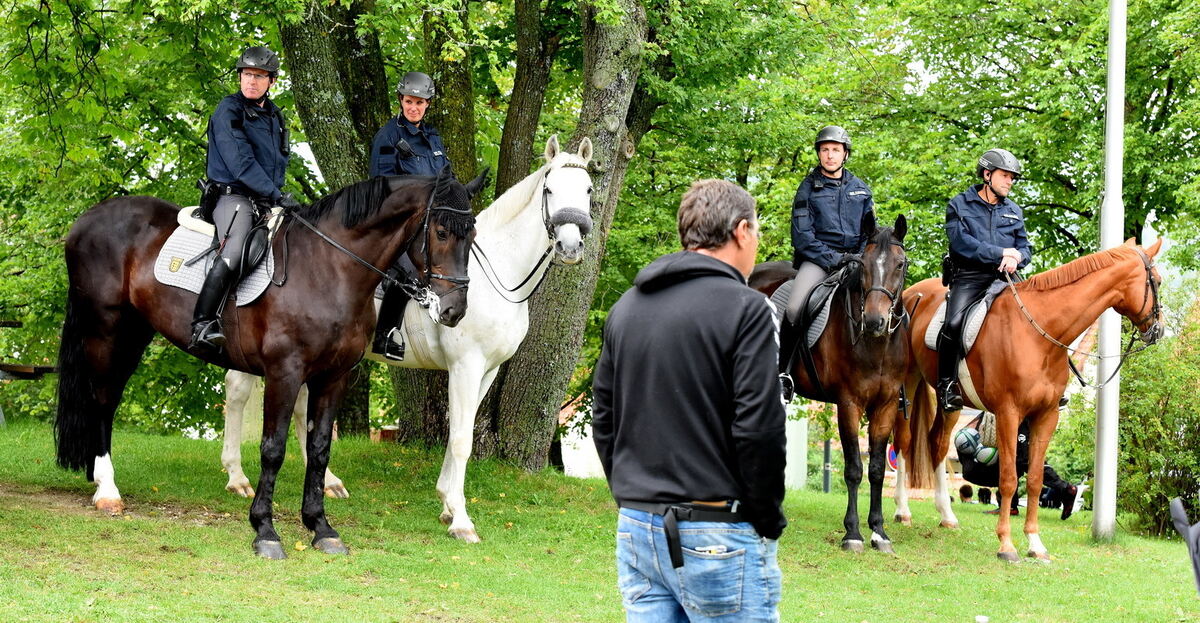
[592, 251, 788, 540]
[369, 116, 451, 177]
[790, 168, 875, 270]
[206, 93, 288, 202]
[946, 184, 1032, 271]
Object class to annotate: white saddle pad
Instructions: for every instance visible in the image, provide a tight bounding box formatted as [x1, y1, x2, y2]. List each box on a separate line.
[153, 227, 274, 307]
[923, 281, 1009, 353]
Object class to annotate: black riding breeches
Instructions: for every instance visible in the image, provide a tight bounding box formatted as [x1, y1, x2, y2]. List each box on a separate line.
[940, 269, 997, 348]
[213, 194, 256, 273]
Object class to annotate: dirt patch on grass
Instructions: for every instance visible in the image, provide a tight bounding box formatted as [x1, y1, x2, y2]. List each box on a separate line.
[0, 484, 240, 527]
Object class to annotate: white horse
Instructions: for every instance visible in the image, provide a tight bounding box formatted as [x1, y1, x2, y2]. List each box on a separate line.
[220, 135, 594, 543]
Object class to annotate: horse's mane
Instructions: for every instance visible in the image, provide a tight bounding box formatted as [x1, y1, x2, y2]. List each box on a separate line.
[868, 226, 897, 249]
[297, 175, 475, 237]
[476, 162, 550, 230]
[298, 177, 395, 229]
[476, 153, 588, 230]
[1019, 245, 1141, 292]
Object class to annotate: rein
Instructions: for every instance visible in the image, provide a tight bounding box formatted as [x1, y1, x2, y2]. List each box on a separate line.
[1002, 247, 1160, 389]
[471, 160, 593, 304]
[286, 174, 474, 309]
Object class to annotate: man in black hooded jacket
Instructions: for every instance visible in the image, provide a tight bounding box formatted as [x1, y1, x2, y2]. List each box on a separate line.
[593, 179, 786, 622]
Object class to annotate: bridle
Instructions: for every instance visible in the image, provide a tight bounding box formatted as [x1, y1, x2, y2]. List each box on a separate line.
[471, 160, 593, 304]
[846, 239, 908, 343]
[288, 172, 473, 312]
[1003, 246, 1162, 388]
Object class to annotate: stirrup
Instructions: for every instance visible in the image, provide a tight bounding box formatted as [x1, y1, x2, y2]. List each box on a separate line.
[373, 327, 405, 361]
[778, 373, 795, 403]
[190, 319, 226, 351]
[937, 381, 962, 412]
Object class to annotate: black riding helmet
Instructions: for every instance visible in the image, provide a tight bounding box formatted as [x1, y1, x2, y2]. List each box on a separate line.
[236, 46, 280, 78]
[976, 148, 1022, 180]
[814, 125, 852, 157]
[397, 71, 436, 99]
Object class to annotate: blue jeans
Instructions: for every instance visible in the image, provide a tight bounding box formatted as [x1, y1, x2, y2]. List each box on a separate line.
[616, 508, 782, 622]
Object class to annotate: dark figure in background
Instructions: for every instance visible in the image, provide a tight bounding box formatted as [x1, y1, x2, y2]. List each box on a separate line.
[191, 46, 294, 352]
[978, 487, 993, 506]
[593, 180, 786, 622]
[954, 414, 1079, 519]
[937, 148, 1032, 411]
[959, 484, 974, 504]
[369, 71, 453, 360]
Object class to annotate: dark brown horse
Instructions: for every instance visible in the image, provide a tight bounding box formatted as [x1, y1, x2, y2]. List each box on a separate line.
[54, 171, 485, 559]
[749, 215, 908, 553]
[896, 239, 1163, 561]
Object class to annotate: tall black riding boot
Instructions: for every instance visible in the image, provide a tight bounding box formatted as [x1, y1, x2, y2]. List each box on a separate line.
[935, 333, 963, 412]
[190, 260, 236, 352]
[372, 285, 410, 361]
[776, 320, 798, 402]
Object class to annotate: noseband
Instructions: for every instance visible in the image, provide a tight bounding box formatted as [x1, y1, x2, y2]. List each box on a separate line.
[1131, 247, 1163, 344]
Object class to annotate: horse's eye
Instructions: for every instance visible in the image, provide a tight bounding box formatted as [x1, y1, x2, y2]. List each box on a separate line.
[436, 229, 449, 241]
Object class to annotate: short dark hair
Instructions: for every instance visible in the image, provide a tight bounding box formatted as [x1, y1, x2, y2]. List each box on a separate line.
[677, 179, 757, 250]
[959, 484, 974, 500]
[978, 487, 992, 505]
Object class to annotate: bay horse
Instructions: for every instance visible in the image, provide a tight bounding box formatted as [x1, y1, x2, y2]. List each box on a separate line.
[895, 239, 1163, 561]
[749, 215, 909, 553]
[219, 135, 594, 542]
[54, 169, 486, 559]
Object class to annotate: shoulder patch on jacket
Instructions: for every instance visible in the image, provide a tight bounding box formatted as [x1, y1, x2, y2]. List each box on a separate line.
[1002, 213, 1020, 219]
[230, 119, 244, 130]
[848, 190, 870, 196]
[379, 146, 395, 155]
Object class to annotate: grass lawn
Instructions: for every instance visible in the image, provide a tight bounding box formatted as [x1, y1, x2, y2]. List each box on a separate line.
[0, 418, 1196, 622]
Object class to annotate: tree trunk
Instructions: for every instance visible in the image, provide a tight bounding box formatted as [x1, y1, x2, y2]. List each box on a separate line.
[489, 0, 648, 471]
[494, 0, 561, 198]
[280, 2, 390, 436]
[422, 0, 478, 181]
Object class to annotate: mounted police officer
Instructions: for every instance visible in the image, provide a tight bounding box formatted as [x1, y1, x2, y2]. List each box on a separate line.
[368, 71, 453, 359]
[191, 45, 294, 352]
[937, 149, 1032, 411]
[785, 125, 876, 318]
[778, 126, 875, 374]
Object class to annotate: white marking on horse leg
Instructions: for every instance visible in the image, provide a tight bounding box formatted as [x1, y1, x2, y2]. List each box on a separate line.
[92, 454, 123, 512]
[1026, 532, 1049, 559]
[893, 456, 912, 524]
[222, 371, 255, 496]
[934, 460, 959, 528]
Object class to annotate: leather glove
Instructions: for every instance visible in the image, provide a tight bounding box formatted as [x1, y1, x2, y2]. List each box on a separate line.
[277, 192, 301, 211]
[834, 252, 859, 268]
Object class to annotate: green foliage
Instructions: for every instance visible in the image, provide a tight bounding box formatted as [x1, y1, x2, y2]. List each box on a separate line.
[1113, 304, 1200, 536]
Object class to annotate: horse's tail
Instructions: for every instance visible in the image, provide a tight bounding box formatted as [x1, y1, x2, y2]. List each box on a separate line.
[904, 379, 943, 489]
[55, 286, 100, 473]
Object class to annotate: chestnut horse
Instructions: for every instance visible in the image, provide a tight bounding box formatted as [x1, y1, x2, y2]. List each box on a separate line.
[895, 239, 1163, 561]
[749, 215, 909, 553]
[54, 170, 485, 559]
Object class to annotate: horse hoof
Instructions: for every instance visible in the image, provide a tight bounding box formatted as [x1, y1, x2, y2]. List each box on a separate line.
[439, 511, 454, 526]
[449, 527, 481, 544]
[313, 537, 349, 555]
[95, 498, 124, 514]
[841, 540, 864, 553]
[894, 514, 912, 526]
[226, 483, 255, 498]
[872, 540, 895, 555]
[324, 484, 350, 499]
[253, 540, 286, 560]
[939, 520, 960, 529]
[996, 551, 1020, 563]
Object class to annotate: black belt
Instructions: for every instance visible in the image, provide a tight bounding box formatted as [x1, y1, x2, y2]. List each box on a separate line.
[620, 500, 750, 569]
